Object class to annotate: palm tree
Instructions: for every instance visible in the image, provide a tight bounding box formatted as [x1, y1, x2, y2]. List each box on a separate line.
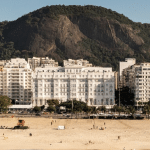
[138, 101, 142, 112]
[101, 106, 106, 113]
[112, 105, 122, 115]
[122, 106, 126, 114]
[127, 105, 135, 118]
[87, 106, 92, 119]
[143, 104, 150, 119]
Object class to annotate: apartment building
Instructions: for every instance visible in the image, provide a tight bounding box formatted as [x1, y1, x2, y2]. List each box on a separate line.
[33, 59, 115, 108]
[28, 57, 58, 70]
[119, 58, 136, 88]
[122, 62, 150, 105]
[0, 58, 33, 105]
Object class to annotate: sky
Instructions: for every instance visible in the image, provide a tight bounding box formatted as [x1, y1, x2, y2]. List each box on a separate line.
[0, 0, 150, 23]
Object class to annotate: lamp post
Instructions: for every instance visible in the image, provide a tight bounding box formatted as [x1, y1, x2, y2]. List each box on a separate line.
[103, 70, 105, 106]
[15, 99, 18, 105]
[119, 84, 120, 107]
[71, 98, 73, 119]
[21, 99, 24, 105]
[32, 100, 34, 109]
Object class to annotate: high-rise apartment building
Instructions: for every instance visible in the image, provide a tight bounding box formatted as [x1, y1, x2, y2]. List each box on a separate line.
[0, 58, 33, 105]
[122, 62, 150, 105]
[119, 58, 136, 88]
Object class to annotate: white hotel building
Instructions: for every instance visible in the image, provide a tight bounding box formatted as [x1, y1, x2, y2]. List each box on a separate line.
[32, 59, 115, 108]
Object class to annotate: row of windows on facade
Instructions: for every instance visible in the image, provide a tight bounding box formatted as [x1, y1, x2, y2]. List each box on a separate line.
[35, 83, 113, 87]
[36, 69, 111, 73]
[0, 73, 31, 75]
[2, 92, 32, 95]
[35, 99, 114, 105]
[35, 92, 114, 96]
[1, 93, 31, 99]
[34, 79, 114, 83]
[0, 87, 32, 89]
[36, 88, 113, 92]
[35, 74, 113, 78]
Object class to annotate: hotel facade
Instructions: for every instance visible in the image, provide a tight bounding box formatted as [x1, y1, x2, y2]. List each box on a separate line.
[0, 57, 115, 109]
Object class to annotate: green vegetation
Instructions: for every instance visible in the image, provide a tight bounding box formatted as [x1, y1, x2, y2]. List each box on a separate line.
[33, 106, 41, 112]
[59, 99, 88, 113]
[22, 5, 134, 25]
[40, 105, 45, 111]
[97, 106, 106, 113]
[143, 103, 150, 119]
[115, 87, 134, 106]
[0, 95, 11, 113]
[47, 99, 59, 106]
[46, 99, 59, 113]
[127, 105, 135, 116]
[0, 41, 33, 61]
[79, 38, 120, 70]
[47, 105, 56, 113]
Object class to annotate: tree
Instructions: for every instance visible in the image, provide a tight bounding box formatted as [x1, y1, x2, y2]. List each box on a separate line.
[47, 99, 59, 113]
[115, 87, 134, 106]
[127, 105, 135, 117]
[0, 96, 11, 113]
[59, 100, 88, 113]
[40, 105, 45, 111]
[47, 99, 59, 106]
[111, 105, 123, 115]
[47, 105, 56, 113]
[143, 104, 150, 119]
[86, 106, 93, 119]
[89, 106, 97, 114]
[111, 105, 118, 113]
[33, 106, 41, 112]
[97, 106, 106, 113]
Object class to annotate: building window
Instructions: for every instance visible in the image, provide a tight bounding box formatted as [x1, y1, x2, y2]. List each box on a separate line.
[110, 99, 113, 105]
[35, 100, 37, 106]
[101, 99, 103, 105]
[106, 99, 109, 105]
[40, 99, 42, 105]
[94, 99, 97, 105]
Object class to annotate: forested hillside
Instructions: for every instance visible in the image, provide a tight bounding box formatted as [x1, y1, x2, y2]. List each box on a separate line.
[1, 5, 150, 70]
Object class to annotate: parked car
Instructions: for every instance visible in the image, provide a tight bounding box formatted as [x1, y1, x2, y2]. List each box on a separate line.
[66, 114, 70, 117]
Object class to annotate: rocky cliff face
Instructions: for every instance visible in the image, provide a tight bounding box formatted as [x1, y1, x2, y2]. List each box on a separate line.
[1, 5, 149, 70]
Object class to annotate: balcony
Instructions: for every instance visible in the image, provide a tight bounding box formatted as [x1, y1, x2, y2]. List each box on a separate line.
[12, 96, 19, 99]
[11, 86, 19, 88]
[12, 91, 20, 92]
[11, 83, 19, 85]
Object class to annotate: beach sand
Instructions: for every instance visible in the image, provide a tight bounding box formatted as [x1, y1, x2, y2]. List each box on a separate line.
[0, 117, 150, 150]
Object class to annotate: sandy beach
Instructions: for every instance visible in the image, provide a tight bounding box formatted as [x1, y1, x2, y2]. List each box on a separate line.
[0, 117, 150, 150]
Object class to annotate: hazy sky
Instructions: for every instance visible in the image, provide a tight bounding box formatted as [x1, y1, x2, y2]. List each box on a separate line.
[0, 0, 150, 23]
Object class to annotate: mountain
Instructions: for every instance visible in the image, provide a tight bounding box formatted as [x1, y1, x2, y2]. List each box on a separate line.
[0, 5, 150, 70]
